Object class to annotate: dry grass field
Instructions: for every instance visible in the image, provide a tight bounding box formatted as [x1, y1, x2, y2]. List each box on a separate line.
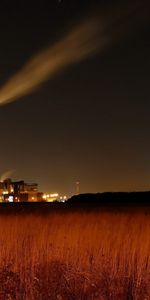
[0, 207, 150, 299]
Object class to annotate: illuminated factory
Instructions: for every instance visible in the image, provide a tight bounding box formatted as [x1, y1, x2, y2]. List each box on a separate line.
[0, 178, 43, 202]
[0, 178, 67, 203]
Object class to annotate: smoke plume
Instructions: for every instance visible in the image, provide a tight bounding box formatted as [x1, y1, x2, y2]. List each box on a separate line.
[0, 18, 102, 105]
[0, 170, 16, 182]
[0, 0, 149, 105]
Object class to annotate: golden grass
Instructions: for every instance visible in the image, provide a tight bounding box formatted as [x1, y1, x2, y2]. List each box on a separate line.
[0, 210, 150, 299]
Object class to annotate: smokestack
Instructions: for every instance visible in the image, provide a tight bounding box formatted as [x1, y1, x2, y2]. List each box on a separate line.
[76, 181, 80, 195]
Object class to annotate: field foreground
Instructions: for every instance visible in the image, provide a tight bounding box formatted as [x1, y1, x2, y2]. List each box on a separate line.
[0, 206, 150, 299]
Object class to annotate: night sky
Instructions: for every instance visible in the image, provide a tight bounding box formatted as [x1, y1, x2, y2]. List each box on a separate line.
[0, 0, 150, 195]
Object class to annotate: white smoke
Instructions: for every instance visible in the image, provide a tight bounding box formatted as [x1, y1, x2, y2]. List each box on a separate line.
[0, 0, 148, 106]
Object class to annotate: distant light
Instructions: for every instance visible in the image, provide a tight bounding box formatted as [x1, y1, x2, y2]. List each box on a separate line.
[47, 199, 54, 202]
[8, 196, 13, 202]
[3, 191, 8, 195]
[32, 197, 35, 200]
[50, 193, 59, 197]
[43, 193, 59, 202]
[63, 196, 67, 200]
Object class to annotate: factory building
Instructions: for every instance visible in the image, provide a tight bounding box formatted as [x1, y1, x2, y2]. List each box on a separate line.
[0, 178, 43, 202]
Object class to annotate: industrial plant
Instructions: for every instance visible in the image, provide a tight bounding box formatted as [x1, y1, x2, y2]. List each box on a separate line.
[0, 178, 44, 202]
[0, 178, 68, 203]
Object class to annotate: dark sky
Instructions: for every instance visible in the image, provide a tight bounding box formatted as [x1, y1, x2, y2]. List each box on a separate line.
[0, 0, 150, 195]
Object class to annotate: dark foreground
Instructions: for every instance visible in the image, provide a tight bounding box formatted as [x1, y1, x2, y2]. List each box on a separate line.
[0, 191, 150, 215]
[0, 193, 149, 299]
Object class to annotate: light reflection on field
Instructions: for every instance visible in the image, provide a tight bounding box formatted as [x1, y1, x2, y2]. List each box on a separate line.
[0, 210, 150, 299]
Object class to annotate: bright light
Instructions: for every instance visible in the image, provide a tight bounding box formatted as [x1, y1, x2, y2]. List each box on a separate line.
[8, 196, 13, 202]
[50, 193, 59, 197]
[43, 193, 59, 202]
[47, 199, 54, 203]
[63, 196, 67, 200]
[32, 197, 35, 200]
[3, 191, 8, 195]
